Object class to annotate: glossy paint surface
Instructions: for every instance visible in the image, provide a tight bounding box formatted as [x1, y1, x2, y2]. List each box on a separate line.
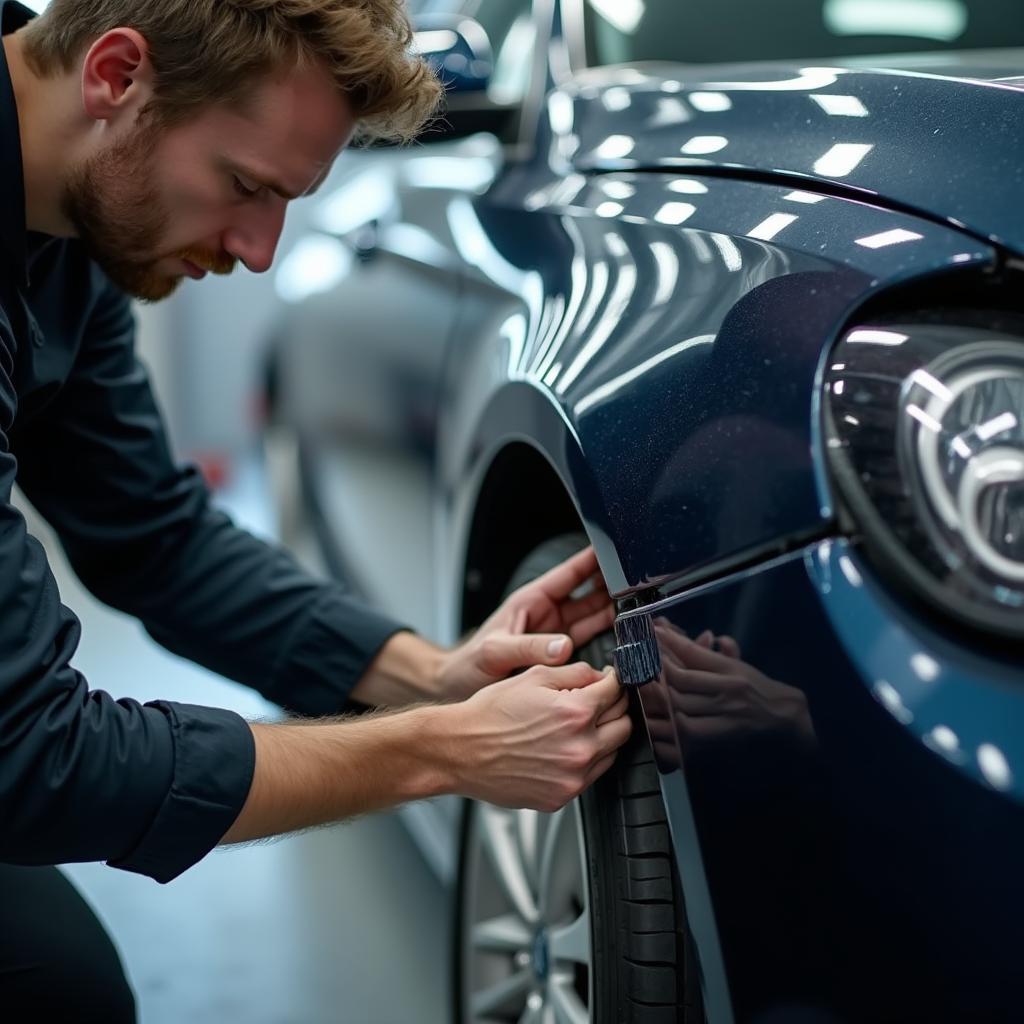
[441, 166, 993, 595]
[632, 539, 1024, 1022]
[564, 59, 1024, 253]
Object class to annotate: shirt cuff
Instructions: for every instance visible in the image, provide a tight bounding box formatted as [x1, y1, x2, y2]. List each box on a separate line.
[272, 587, 411, 716]
[108, 701, 255, 883]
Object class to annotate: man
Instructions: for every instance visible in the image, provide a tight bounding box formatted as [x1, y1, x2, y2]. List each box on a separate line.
[0, 0, 632, 1018]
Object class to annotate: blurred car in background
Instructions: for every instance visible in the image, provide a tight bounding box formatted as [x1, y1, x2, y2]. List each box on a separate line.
[264, 1, 1024, 1020]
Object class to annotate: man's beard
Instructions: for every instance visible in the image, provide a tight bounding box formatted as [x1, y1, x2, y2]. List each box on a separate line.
[62, 121, 236, 302]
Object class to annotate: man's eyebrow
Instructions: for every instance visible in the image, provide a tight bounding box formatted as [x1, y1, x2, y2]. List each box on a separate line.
[237, 165, 328, 201]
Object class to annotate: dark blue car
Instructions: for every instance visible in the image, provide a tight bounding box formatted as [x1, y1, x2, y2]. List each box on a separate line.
[265, 1, 1024, 1020]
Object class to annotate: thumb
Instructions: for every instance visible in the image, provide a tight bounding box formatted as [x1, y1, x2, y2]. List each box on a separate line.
[483, 632, 573, 674]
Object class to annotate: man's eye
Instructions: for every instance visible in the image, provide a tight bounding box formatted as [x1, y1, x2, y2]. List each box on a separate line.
[233, 176, 260, 198]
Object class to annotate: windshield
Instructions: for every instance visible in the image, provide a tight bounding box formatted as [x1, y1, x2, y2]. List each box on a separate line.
[584, 0, 1024, 66]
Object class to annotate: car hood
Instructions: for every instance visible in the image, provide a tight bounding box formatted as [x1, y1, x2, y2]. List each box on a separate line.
[564, 52, 1024, 254]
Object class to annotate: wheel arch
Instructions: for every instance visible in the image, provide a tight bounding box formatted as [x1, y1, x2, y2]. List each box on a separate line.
[459, 441, 582, 632]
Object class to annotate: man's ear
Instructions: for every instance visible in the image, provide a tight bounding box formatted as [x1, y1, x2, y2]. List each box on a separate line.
[81, 28, 154, 123]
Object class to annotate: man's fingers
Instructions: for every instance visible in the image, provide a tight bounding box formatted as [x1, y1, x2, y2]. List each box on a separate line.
[577, 668, 623, 713]
[568, 604, 616, 647]
[594, 711, 632, 758]
[541, 660, 609, 690]
[562, 586, 612, 627]
[584, 752, 617, 789]
[596, 690, 628, 726]
[717, 634, 742, 659]
[668, 634, 737, 674]
[482, 632, 573, 674]
[533, 546, 600, 601]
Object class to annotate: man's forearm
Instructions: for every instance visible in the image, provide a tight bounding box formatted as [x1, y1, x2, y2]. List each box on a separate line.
[220, 705, 453, 844]
[348, 630, 446, 707]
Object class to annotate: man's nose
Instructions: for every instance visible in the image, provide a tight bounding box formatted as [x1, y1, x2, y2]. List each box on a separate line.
[222, 202, 287, 274]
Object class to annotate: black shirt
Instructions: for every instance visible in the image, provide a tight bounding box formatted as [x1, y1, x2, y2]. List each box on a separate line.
[0, 1, 406, 883]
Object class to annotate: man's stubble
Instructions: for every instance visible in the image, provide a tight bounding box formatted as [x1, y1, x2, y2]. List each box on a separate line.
[62, 118, 235, 302]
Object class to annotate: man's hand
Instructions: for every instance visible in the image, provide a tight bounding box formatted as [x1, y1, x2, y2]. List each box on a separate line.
[444, 661, 631, 811]
[221, 662, 631, 844]
[437, 546, 615, 701]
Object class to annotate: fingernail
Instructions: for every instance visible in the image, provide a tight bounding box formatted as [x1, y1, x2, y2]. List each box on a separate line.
[547, 637, 568, 657]
[697, 629, 713, 645]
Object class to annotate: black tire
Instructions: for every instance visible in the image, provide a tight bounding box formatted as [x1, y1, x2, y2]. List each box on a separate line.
[455, 535, 704, 1023]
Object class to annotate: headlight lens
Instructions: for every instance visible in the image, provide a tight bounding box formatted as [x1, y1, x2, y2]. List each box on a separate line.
[826, 320, 1024, 638]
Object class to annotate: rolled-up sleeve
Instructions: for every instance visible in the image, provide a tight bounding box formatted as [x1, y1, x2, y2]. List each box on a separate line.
[1, 307, 255, 883]
[109, 701, 255, 883]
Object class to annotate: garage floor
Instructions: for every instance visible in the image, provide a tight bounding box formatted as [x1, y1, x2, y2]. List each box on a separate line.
[23, 455, 451, 1024]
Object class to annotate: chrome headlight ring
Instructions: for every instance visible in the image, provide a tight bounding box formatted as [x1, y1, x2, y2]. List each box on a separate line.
[825, 319, 1024, 640]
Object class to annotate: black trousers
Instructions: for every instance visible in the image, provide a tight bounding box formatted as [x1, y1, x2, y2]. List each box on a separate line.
[0, 863, 136, 1023]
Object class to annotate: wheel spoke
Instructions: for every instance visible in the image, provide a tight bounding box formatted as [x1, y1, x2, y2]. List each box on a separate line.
[480, 805, 540, 925]
[472, 913, 534, 954]
[517, 809, 541, 889]
[537, 805, 578, 921]
[549, 908, 590, 966]
[549, 976, 589, 1024]
[470, 968, 534, 1018]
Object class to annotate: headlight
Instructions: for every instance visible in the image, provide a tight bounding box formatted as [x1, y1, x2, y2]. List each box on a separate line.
[825, 318, 1024, 639]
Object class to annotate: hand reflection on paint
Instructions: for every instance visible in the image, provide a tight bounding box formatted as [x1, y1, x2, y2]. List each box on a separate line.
[647, 618, 815, 763]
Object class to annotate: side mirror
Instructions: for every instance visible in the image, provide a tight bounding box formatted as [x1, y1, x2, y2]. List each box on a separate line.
[412, 16, 493, 94]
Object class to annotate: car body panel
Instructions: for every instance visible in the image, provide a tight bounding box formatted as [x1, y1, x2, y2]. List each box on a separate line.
[633, 539, 1024, 1022]
[565, 58, 1024, 253]
[440, 171, 994, 599]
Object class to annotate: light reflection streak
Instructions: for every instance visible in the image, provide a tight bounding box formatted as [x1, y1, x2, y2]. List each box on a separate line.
[649, 241, 679, 306]
[811, 94, 869, 117]
[909, 369, 953, 402]
[976, 412, 1017, 441]
[784, 190, 826, 204]
[648, 97, 692, 128]
[813, 142, 874, 176]
[532, 218, 589, 381]
[544, 258, 609, 380]
[702, 67, 840, 91]
[925, 724, 964, 761]
[594, 134, 636, 159]
[848, 329, 909, 345]
[978, 743, 1013, 790]
[710, 233, 742, 271]
[574, 335, 715, 415]
[654, 202, 696, 225]
[681, 135, 729, 155]
[747, 212, 799, 241]
[547, 91, 575, 135]
[907, 404, 943, 433]
[872, 680, 914, 724]
[500, 313, 528, 376]
[601, 180, 637, 200]
[838, 553, 862, 586]
[668, 179, 709, 195]
[689, 91, 732, 112]
[855, 228, 924, 249]
[555, 237, 638, 395]
[689, 233, 715, 264]
[602, 87, 633, 111]
[910, 652, 940, 682]
[588, 0, 645, 34]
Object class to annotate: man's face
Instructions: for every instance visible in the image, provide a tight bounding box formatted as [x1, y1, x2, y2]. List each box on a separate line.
[63, 59, 355, 302]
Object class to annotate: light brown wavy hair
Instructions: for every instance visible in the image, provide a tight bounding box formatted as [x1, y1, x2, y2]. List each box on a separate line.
[21, 0, 442, 143]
